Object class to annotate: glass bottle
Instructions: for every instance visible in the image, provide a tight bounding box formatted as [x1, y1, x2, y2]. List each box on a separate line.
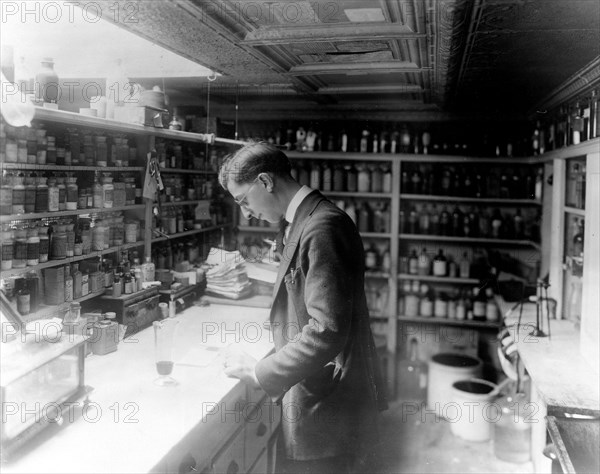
[396, 338, 427, 401]
[92, 172, 103, 208]
[26, 224, 40, 266]
[12, 173, 25, 214]
[96, 135, 108, 167]
[572, 219, 584, 258]
[0, 172, 13, 215]
[345, 164, 357, 192]
[65, 174, 78, 210]
[459, 252, 470, 279]
[408, 206, 419, 234]
[417, 248, 430, 276]
[370, 164, 383, 193]
[46, 135, 56, 164]
[55, 175, 66, 211]
[491, 209, 504, 238]
[408, 249, 419, 275]
[13, 224, 27, 268]
[357, 163, 371, 192]
[64, 265, 73, 303]
[365, 245, 378, 270]
[358, 201, 372, 233]
[83, 132, 95, 166]
[419, 284, 433, 317]
[321, 162, 332, 191]
[37, 224, 49, 263]
[382, 165, 392, 193]
[451, 205, 463, 237]
[432, 249, 448, 277]
[310, 161, 321, 189]
[24, 173, 36, 213]
[1, 225, 14, 270]
[102, 174, 114, 208]
[439, 206, 450, 236]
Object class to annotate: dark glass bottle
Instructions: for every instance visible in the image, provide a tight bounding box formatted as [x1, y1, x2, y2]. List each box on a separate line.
[491, 209, 504, 238]
[439, 206, 451, 236]
[430, 204, 440, 235]
[408, 206, 419, 234]
[451, 205, 463, 237]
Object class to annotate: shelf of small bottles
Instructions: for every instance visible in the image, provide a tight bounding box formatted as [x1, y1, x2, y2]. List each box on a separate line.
[397, 274, 479, 284]
[0, 204, 146, 223]
[0, 241, 145, 278]
[399, 233, 541, 250]
[237, 226, 278, 233]
[0, 163, 144, 172]
[286, 150, 544, 165]
[26, 290, 107, 321]
[323, 191, 392, 199]
[397, 315, 501, 329]
[159, 200, 203, 208]
[564, 206, 586, 217]
[31, 107, 213, 143]
[365, 271, 391, 279]
[158, 168, 218, 175]
[400, 194, 542, 206]
[151, 224, 232, 243]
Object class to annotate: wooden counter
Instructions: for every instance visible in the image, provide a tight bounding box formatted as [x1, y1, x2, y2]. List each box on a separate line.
[2, 303, 275, 474]
[499, 298, 599, 414]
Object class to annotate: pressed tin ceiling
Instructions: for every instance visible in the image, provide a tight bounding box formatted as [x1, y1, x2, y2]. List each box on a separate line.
[99, 0, 600, 121]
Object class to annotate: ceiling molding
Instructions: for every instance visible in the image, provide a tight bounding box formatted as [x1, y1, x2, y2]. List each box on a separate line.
[530, 56, 600, 116]
[317, 85, 424, 94]
[242, 23, 425, 45]
[288, 61, 425, 75]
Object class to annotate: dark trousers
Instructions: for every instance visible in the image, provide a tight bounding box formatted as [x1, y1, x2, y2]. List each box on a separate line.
[274, 434, 354, 474]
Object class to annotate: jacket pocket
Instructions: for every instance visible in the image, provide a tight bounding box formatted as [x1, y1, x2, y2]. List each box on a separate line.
[302, 361, 342, 399]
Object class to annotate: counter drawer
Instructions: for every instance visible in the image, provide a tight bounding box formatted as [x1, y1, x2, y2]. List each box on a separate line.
[244, 398, 273, 470]
[212, 425, 245, 474]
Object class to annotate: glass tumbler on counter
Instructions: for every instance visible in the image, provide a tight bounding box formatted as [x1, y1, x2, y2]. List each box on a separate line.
[153, 318, 180, 386]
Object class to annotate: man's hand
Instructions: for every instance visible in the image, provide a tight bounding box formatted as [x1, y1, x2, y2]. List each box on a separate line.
[222, 345, 261, 389]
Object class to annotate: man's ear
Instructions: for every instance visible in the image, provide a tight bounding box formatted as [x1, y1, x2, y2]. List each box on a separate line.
[258, 172, 274, 192]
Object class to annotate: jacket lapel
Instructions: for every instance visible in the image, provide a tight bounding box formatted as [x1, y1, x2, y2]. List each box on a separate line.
[271, 190, 325, 303]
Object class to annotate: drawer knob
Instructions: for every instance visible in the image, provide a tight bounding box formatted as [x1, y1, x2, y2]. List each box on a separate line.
[226, 460, 239, 474]
[256, 422, 267, 437]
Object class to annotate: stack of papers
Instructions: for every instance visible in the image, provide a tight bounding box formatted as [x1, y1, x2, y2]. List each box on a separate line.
[205, 249, 253, 299]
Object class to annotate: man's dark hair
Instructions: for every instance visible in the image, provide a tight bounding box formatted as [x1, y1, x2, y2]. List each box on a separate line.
[219, 142, 292, 190]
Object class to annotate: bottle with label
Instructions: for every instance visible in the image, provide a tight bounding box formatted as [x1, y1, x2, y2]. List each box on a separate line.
[357, 163, 370, 192]
[48, 176, 60, 212]
[12, 173, 25, 214]
[1, 225, 14, 270]
[26, 224, 40, 266]
[439, 206, 451, 236]
[345, 164, 357, 192]
[408, 206, 419, 234]
[24, 173, 36, 213]
[408, 249, 419, 275]
[310, 161, 321, 189]
[71, 263, 82, 299]
[321, 162, 332, 191]
[472, 287, 487, 321]
[365, 245, 378, 270]
[13, 225, 27, 268]
[491, 208, 504, 238]
[396, 338, 427, 401]
[417, 248, 430, 276]
[66, 174, 78, 210]
[92, 172, 103, 208]
[432, 249, 447, 277]
[102, 174, 114, 208]
[459, 252, 470, 279]
[1, 172, 13, 215]
[64, 265, 73, 302]
[419, 284, 433, 317]
[56, 175, 66, 211]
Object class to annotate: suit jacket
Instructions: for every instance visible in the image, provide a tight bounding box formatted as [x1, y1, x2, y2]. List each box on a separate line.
[255, 190, 388, 461]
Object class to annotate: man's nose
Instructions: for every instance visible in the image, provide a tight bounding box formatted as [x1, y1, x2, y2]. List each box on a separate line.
[241, 207, 253, 219]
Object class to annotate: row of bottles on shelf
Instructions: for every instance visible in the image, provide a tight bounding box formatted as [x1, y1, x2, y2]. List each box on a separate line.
[0, 213, 142, 270]
[1, 249, 156, 315]
[155, 138, 222, 172]
[0, 170, 142, 215]
[159, 175, 215, 203]
[531, 90, 600, 155]
[152, 239, 203, 270]
[292, 161, 393, 194]
[400, 204, 541, 241]
[401, 248, 471, 278]
[399, 280, 499, 322]
[400, 165, 543, 200]
[155, 200, 230, 235]
[1, 120, 139, 167]
[240, 123, 546, 157]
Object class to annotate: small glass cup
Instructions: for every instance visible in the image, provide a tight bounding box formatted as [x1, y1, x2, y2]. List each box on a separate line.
[153, 318, 179, 386]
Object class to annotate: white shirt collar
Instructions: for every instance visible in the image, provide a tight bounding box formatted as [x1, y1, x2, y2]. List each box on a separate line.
[285, 185, 313, 224]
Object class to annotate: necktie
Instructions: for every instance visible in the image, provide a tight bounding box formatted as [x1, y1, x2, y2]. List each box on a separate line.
[276, 219, 289, 254]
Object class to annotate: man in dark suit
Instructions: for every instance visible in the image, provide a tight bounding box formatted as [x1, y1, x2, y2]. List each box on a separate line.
[219, 143, 387, 474]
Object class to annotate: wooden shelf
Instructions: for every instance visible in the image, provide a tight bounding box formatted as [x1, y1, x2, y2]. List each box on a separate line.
[151, 224, 231, 243]
[286, 150, 545, 164]
[160, 200, 203, 208]
[399, 233, 541, 250]
[0, 163, 144, 172]
[237, 226, 278, 233]
[397, 274, 479, 284]
[27, 290, 107, 320]
[564, 206, 586, 217]
[0, 241, 144, 278]
[323, 191, 392, 199]
[361, 232, 391, 238]
[400, 193, 542, 206]
[158, 168, 217, 175]
[365, 271, 391, 279]
[397, 315, 501, 329]
[1, 204, 146, 223]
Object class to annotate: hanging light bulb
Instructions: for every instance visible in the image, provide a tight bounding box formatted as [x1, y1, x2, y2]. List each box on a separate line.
[1, 71, 35, 127]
